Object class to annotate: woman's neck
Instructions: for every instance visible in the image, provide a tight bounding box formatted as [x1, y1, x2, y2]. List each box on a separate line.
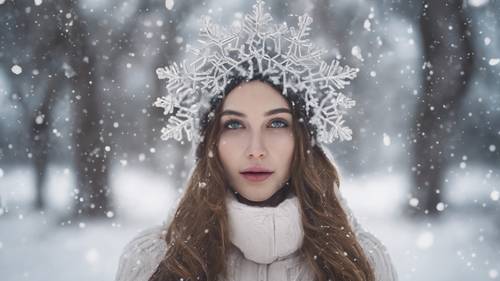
[229, 180, 292, 207]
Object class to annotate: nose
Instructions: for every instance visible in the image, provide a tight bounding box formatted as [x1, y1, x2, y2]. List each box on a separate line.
[246, 131, 267, 159]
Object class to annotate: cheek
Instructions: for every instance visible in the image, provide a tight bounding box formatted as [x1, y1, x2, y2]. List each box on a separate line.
[267, 131, 294, 159]
[268, 129, 294, 144]
[218, 131, 248, 150]
[217, 135, 242, 168]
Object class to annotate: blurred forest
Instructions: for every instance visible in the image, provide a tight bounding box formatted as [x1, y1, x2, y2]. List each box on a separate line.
[1, 0, 500, 280]
[1, 0, 499, 219]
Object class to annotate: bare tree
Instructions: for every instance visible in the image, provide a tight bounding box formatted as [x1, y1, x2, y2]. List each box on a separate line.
[408, 0, 474, 217]
[30, 77, 65, 209]
[0, 0, 68, 210]
[61, 1, 112, 218]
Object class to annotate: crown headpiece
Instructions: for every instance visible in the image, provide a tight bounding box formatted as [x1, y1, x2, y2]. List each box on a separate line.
[154, 0, 359, 145]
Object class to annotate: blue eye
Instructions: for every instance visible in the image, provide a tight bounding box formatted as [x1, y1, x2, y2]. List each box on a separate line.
[223, 120, 243, 130]
[222, 119, 289, 130]
[270, 119, 288, 128]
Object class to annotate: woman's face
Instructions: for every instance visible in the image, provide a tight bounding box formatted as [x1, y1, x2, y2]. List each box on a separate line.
[217, 80, 295, 201]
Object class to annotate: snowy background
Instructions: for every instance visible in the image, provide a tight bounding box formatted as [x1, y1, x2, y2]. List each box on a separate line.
[1, 0, 500, 280]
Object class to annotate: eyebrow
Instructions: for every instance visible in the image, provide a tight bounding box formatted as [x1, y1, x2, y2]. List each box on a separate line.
[221, 107, 292, 117]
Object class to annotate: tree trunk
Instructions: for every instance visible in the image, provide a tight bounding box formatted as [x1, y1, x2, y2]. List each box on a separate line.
[67, 8, 111, 219]
[408, 0, 474, 217]
[31, 77, 61, 210]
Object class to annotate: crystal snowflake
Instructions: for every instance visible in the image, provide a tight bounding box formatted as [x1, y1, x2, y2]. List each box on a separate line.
[154, 0, 359, 145]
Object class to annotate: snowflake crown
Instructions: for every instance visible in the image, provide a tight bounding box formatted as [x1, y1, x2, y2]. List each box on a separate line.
[154, 0, 359, 145]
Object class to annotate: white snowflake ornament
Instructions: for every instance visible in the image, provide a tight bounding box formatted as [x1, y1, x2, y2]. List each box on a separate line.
[154, 0, 359, 145]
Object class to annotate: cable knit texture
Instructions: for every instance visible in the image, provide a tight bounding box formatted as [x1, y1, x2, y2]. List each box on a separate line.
[115, 185, 398, 281]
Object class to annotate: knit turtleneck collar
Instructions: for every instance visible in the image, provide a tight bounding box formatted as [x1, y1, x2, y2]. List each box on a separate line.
[225, 190, 304, 265]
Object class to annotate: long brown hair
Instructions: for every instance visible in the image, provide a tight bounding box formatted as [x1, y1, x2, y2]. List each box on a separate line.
[149, 78, 375, 281]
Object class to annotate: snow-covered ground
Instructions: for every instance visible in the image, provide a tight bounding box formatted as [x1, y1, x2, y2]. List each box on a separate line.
[0, 164, 499, 281]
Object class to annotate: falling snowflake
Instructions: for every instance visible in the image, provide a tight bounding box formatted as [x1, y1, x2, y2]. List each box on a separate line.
[165, 0, 174, 10]
[489, 58, 500, 66]
[11, 65, 22, 75]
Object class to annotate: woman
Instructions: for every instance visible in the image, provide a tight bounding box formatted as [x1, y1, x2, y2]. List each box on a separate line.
[115, 2, 398, 281]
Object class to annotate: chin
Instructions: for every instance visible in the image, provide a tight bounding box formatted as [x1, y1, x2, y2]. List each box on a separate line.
[252, 189, 276, 201]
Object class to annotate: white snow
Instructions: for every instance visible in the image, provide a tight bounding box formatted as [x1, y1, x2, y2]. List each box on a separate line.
[363, 19, 371, 32]
[0, 164, 499, 280]
[409, 197, 419, 207]
[351, 45, 364, 62]
[383, 133, 391, 146]
[138, 153, 146, 162]
[436, 202, 446, 211]
[62, 62, 76, 78]
[0, 165, 177, 281]
[34, 0, 42, 6]
[52, 128, 62, 138]
[491, 191, 499, 201]
[35, 115, 45, 125]
[165, 0, 174, 10]
[416, 231, 434, 249]
[11, 65, 22, 75]
[468, 0, 489, 7]
[488, 58, 500, 66]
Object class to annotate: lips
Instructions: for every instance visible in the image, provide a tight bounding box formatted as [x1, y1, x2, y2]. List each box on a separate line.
[240, 171, 273, 176]
[240, 166, 274, 182]
[240, 172, 273, 182]
[240, 166, 273, 173]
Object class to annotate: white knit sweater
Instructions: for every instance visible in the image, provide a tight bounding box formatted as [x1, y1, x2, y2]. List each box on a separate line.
[114, 187, 398, 281]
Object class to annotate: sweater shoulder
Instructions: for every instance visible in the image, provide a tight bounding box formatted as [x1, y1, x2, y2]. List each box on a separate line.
[114, 225, 168, 281]
[356, 227, 398, 281]
[334, 184, 398, 281]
